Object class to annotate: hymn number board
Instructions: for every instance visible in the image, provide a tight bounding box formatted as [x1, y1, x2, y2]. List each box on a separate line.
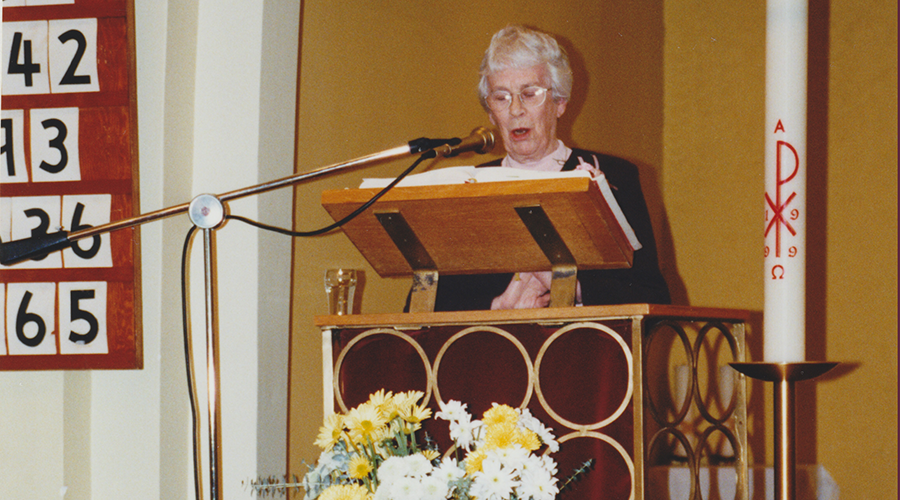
[0, 0, 141, 370]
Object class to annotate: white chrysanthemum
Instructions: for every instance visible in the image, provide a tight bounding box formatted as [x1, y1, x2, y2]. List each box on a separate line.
[449, 417, 483, 451]
[436, 400, 469, 422]
[488, 445, 529, 473]
[471, 457, 517, 500]
[401, 453, 433, 478]
[391, 476, 421, 500]
[516, 408, 559, 452]
[434, 457, 465, 483]
[419, 475, 450, 500]
[377, 455, 410, 484]
[517, 453, 544, 476]
[516, 408, 538, 427]
[371, 484, 391, 500]
[518, 466, 559, 500]
[539, 455, 559, 476]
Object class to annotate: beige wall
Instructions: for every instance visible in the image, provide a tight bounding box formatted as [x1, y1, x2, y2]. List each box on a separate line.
[663, 1, 898, 498]
[289, 1, 898, 498]
[288, 0, 667, 470]
[0, 2, 300, 498]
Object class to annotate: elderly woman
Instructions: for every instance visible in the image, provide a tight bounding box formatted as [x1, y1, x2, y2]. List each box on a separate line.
[432, 25, 670, 311]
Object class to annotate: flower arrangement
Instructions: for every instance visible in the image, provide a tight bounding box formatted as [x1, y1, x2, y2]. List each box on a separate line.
[283, 389, 590, 500]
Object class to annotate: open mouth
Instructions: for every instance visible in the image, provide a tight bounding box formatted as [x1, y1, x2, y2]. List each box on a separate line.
[511, 127, 530, 138]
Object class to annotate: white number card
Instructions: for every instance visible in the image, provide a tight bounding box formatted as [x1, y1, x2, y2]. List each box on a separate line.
[59, 282, 108, 355]
[49, 18, 100, 94]
[30, 107, 81, 182]
[2, 21, 52, 95]
[1, 109, 28, 183]
[6, 282, 58, 355]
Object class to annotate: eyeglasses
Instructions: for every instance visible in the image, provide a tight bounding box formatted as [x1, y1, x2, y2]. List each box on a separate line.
[486, 86, 550, 111]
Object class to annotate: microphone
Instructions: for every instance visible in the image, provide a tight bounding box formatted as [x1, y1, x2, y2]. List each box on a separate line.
[433, 127, 495, 157]
[1, 230, 72, 266]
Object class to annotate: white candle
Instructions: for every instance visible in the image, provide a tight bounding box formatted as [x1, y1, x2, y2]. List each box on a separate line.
[764, 0, 807, 362]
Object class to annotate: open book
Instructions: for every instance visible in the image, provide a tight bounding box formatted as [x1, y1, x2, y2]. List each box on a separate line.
[360, 166, 642, 251]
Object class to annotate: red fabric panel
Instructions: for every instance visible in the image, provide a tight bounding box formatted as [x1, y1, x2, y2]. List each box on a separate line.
[333, 320, 635, 499]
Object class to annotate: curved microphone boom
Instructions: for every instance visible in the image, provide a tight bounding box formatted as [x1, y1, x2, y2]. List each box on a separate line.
[0, 128, 496, 265]
[433, 127, 495, 157]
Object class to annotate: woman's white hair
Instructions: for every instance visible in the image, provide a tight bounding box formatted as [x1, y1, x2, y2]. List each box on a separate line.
[478, 25, 573, 110]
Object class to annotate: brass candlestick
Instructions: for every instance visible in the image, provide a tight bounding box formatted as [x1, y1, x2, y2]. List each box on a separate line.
[730, 362, 838, 500]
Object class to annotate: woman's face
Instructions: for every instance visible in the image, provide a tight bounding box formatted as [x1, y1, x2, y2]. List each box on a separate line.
[486, 64, 568, 163]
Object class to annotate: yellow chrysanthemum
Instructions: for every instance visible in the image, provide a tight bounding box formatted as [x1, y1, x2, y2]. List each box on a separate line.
[421, 449, 440, 462]
[318, 483, 371, 500]
[515, 428, 541, 451]
[397, 390, 425, 409]
[346, 402, 388, 444]
[464, 449, 487, 475]
[482, 404, 517, 427]
[380, 396, 401, 420]
[348, 455, 373, 479]
[366, 389, 394, 415]
[398, 402, 432, 425]
[483, 422, 517, 450]
[314, 413, 345, 451]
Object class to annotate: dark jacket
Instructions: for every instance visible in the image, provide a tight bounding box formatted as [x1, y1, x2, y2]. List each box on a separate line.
[414, 149, 671, 311]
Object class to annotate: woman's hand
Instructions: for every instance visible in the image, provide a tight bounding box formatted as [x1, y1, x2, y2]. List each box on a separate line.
[491, 272, 551, 309]
[490, 271, 583, 309]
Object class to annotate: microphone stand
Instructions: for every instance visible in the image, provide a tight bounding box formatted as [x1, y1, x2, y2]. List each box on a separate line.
[184, 144, 417, 500]
[0, 132, 489, 500]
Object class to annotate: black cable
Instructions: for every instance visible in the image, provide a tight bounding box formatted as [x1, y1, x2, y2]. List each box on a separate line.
[180, 225, 204, 500]
[226, 150, 436, 236]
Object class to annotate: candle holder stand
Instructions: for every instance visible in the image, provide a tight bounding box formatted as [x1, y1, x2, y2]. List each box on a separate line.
[729, 362, 838, 500]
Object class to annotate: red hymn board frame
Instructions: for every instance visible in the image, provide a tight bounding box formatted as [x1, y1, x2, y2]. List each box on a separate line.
[1, 0, 141, 370]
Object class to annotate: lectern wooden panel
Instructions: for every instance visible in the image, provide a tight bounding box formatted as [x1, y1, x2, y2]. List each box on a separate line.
[321, 177, 633, 277]
[316, 305, 751, 500]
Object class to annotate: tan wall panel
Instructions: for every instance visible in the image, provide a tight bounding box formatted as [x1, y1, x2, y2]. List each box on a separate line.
[290, 1, 898, 497]
[289, 0, 666, 475]
[664, 1, 897, 498]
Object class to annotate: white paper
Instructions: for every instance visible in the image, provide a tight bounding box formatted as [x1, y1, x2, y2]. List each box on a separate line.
[59, 281, 108, 355]
[6, 282, 57, 355]
[30, 107, 81, 182]
[361, 165, 592, 188]
[9, 196, 63, 269]
[49, 18, 100, 94]
[0, 285, 6, 356]
[62, 194, 113, 268]
[2, 21, 51, 95]
[1, 109, 29, 183]
[594, 172, 641, 251]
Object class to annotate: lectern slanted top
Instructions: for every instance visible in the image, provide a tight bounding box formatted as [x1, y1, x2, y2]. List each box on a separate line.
[321, 176, 635, 310]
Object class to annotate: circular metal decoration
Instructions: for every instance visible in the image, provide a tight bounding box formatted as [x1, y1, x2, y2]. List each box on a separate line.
[692, 322, 740, 425]
[644, 320, 694, 427]
[432, 325, 534, 409]
[332, 328, 433, 413]
[696, 423, 742, 469]
[556, 430, 636, 500]
[647, 427, 697, 498]
[534, 322, 633, 431]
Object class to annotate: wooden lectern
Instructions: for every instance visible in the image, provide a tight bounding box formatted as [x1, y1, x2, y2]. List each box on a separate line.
[322, 176, 634, 311]
[316, 179, 750, 500]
